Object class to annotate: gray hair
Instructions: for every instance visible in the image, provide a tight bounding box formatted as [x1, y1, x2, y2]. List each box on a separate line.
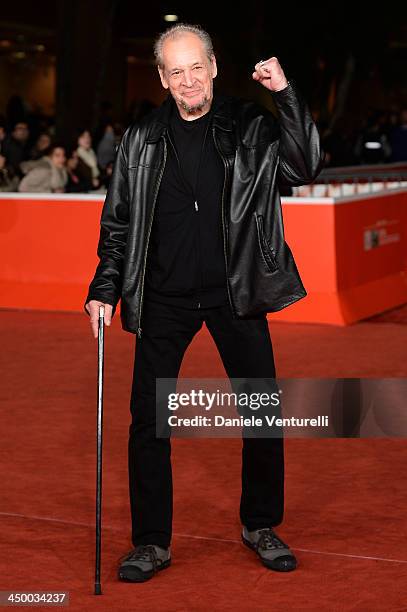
[153, 23, 214, 69]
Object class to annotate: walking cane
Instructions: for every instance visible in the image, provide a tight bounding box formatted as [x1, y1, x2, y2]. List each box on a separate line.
[94, 305, 105, 595]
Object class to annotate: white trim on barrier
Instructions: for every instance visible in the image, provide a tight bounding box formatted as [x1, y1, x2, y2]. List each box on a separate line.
[0, 186, 406, 205]
[0, 192, 106, 201]
[282, 187, 407, 205]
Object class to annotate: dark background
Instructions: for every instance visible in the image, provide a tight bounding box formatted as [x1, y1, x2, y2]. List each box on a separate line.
[0, 0, 406, 148]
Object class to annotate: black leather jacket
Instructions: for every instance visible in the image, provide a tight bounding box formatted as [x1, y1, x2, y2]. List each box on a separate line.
[85, 81, 324, 336]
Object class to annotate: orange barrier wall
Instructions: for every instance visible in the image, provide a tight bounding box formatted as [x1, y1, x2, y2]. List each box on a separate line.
[0, 191, 406, 325]
[0, 194, 102, 313]
[275, 190, 407, 324]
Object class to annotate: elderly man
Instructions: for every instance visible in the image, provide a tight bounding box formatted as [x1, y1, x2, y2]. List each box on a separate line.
[85, 23, 323, 582]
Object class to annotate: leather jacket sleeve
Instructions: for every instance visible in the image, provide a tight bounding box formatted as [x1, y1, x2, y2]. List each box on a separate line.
[84, 127, 131, 314]
[271, 81, 324, 186]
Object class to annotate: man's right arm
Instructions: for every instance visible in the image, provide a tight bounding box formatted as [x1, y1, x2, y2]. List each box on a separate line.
[84, 126, 131, 337]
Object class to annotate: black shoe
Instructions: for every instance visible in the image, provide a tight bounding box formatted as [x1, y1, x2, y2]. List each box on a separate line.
[242, 526, 297, 572]
[118, 544, 171, 582]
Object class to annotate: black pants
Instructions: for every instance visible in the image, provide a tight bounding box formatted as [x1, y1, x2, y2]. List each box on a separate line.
[128, 299, 284, 549]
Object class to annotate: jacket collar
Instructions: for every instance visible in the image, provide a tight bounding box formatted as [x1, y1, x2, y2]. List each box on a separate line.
[145, 88, 234, 143]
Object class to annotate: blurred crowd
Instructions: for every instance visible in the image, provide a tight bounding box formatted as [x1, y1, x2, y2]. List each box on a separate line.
[320, 107, 407, 168]
[1, 95, 407, 194]
[0, 118, 124, 194]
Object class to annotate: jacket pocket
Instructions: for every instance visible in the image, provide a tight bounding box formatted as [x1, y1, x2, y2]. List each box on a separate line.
[255, 213, 278, 274]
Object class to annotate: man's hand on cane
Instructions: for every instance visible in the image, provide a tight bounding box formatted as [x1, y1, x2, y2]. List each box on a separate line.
[252, 57, 288, 92]
[85, 300, 113, 338]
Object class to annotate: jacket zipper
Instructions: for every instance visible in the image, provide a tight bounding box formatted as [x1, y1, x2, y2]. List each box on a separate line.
[212, 127, 236, 318]
[137, 135, 168, 338]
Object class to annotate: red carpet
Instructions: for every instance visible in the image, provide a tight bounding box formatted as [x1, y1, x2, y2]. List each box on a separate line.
[1, 308, 407, 611]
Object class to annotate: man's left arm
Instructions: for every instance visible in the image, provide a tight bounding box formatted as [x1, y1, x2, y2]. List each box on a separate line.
[253, 57, 324, 185]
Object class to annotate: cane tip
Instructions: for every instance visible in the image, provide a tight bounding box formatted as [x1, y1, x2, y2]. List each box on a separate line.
[94, 583, 102, 595]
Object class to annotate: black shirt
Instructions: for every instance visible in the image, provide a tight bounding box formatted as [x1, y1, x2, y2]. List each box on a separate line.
[144, 95, 228, 309]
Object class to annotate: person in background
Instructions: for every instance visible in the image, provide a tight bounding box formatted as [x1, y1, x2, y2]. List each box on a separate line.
[2, 121, 30, 176]
[18, 144, 67, 193]
[65, 147, 93, 193]
[99, 161, 113, 190]
[0, 117, 19, 190]
[29, 133, 52, 161]
[96, 123, 116, 170]
[76, 129, 100, 189]
[20, 132, 54, 176]
[0, 117, 6, 155]
[96, 123, 117, 189]
[0, 153, 19, 191]
[389, 109, 407, 162]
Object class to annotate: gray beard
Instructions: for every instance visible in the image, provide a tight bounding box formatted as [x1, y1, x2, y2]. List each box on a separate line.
[178, 94, 210, 115]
